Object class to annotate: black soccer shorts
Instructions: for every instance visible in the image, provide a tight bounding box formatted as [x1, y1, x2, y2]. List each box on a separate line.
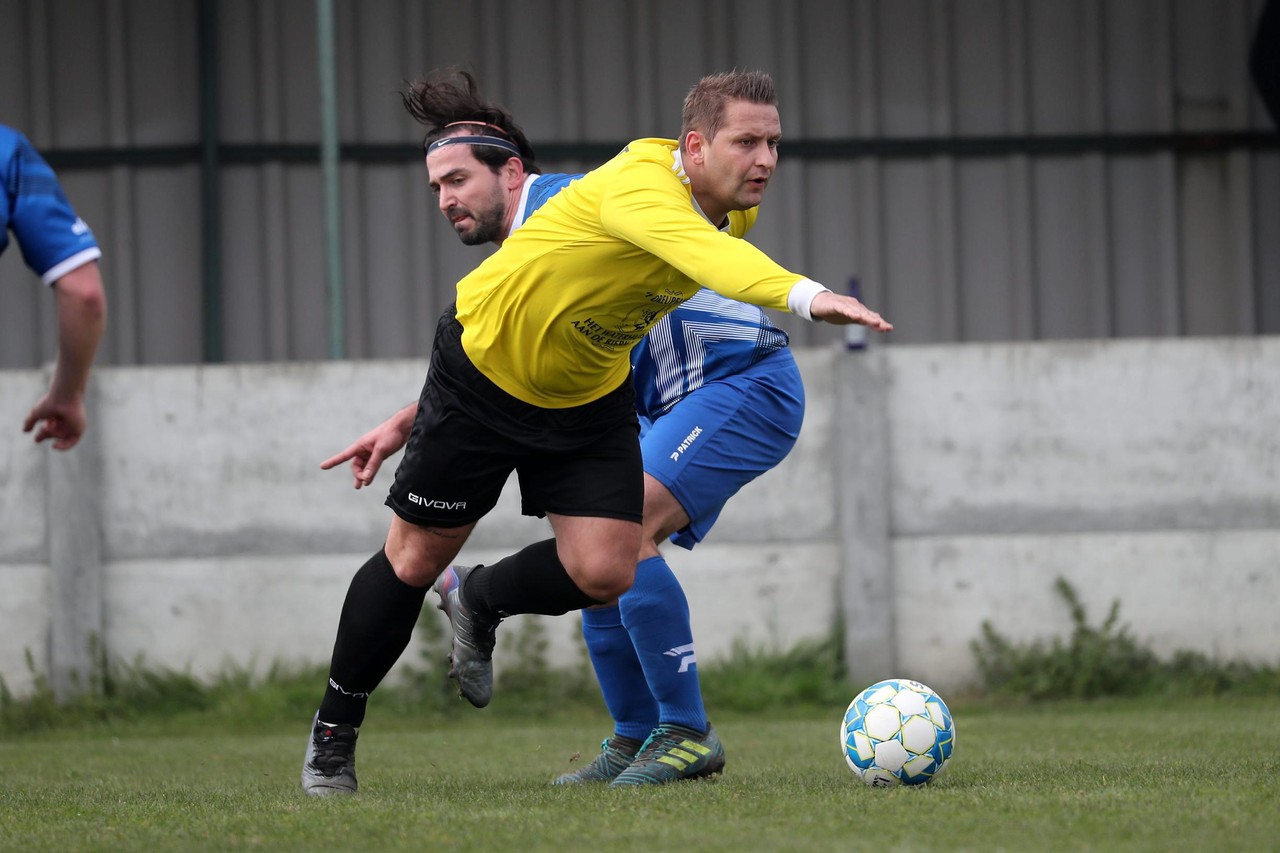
[385, 308, 643, 529]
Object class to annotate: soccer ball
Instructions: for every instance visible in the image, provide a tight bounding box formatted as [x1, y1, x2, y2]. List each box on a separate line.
[840, 678, 955, 787]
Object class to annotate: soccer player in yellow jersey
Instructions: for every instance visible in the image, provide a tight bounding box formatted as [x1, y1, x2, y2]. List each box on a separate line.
[302, 70, 890, 796]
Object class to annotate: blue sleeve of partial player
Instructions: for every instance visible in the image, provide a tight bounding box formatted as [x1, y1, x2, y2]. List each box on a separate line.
[523, 173, 582, 218]
[2, 128, 101, 283]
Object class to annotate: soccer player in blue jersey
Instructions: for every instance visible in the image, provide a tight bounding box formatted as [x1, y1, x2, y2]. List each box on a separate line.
[303, 69, 890, 795]
[2, 125, 108, 451]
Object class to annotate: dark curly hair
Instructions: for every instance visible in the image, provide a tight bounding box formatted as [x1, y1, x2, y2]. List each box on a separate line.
[401, 67, 540, 175]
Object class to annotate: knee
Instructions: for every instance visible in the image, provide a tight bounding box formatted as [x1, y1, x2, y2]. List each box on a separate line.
[562, 554, 635, 601]
[383, 543, 443, 588]
[389, 557, 438, 588]
[384, 517, 469, 588]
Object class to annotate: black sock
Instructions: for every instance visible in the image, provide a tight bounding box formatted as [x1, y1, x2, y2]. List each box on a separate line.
[318, 548, 427, 727]
[465, 538, 601, 618]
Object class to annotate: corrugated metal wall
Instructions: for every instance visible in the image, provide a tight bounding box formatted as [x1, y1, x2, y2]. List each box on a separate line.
[2, 0, 1277, 367]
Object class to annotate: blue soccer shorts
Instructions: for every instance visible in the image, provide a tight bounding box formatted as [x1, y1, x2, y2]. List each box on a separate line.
[639, 349, 805, 549]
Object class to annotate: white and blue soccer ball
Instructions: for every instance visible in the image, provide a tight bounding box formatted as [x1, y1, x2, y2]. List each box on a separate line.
[840, 678, 955, 787]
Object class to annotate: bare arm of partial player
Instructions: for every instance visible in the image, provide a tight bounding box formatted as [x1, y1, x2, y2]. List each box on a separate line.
[319, 401, 417, 489]
[23, 260, 107, 450]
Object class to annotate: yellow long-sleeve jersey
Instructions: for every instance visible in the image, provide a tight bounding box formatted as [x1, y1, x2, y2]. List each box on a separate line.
[455, 138, 804, 408]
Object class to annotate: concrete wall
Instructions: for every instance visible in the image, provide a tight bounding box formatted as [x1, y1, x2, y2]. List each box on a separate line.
[881, 338, 1280, 687]
[2, 338, 1278, 699]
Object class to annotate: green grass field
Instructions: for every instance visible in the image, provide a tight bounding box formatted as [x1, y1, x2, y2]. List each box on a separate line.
[3, 696, 1278, 851]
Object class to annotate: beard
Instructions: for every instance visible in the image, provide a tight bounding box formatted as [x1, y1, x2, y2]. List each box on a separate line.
[456, 208, 505, 245]
[453, 182, 509, 245]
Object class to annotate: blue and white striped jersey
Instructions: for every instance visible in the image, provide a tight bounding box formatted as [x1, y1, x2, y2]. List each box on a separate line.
[1, 125, 101, 284]
[514, 172, 790, 419]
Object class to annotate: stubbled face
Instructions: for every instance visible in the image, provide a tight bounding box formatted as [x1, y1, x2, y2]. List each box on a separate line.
[689, 99, 781, 224]
[426, 142, 511, 246]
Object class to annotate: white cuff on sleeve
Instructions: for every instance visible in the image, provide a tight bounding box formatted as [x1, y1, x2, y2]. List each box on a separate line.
[41, 247, 102, 286]
[786, 278, 830, 321]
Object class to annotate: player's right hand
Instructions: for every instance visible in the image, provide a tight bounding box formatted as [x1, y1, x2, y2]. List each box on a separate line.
[320, 437, 386, 489]
[321, 406, 417, 489]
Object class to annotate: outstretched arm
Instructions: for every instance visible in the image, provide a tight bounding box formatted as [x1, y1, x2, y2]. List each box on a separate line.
[23, 261, 107, 450]
[598, 155, 892, 329]
[320, 401, 417, 489]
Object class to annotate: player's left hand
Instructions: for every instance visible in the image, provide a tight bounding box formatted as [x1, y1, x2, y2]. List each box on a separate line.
[809, 291, 893, 331]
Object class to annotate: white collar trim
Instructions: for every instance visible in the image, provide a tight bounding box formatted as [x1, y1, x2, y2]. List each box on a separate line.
[508, 173, 541, 235]
[673, 148, 727, 231]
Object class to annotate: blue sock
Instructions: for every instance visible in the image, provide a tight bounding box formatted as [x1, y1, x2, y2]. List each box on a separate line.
[619, 556, 708, 733]
[581, 604, 658, 741]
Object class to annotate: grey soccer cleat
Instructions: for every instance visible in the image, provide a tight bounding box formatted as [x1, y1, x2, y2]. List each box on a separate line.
[433, 565, 500, 708]
[610, 723, 725, 787]
[300, 712, 359, 796]
[552, 735, 643, 785]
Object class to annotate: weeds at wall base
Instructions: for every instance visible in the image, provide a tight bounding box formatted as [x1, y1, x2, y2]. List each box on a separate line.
[4, 576, 1277, 734]
[972, 576, 1280, 700]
